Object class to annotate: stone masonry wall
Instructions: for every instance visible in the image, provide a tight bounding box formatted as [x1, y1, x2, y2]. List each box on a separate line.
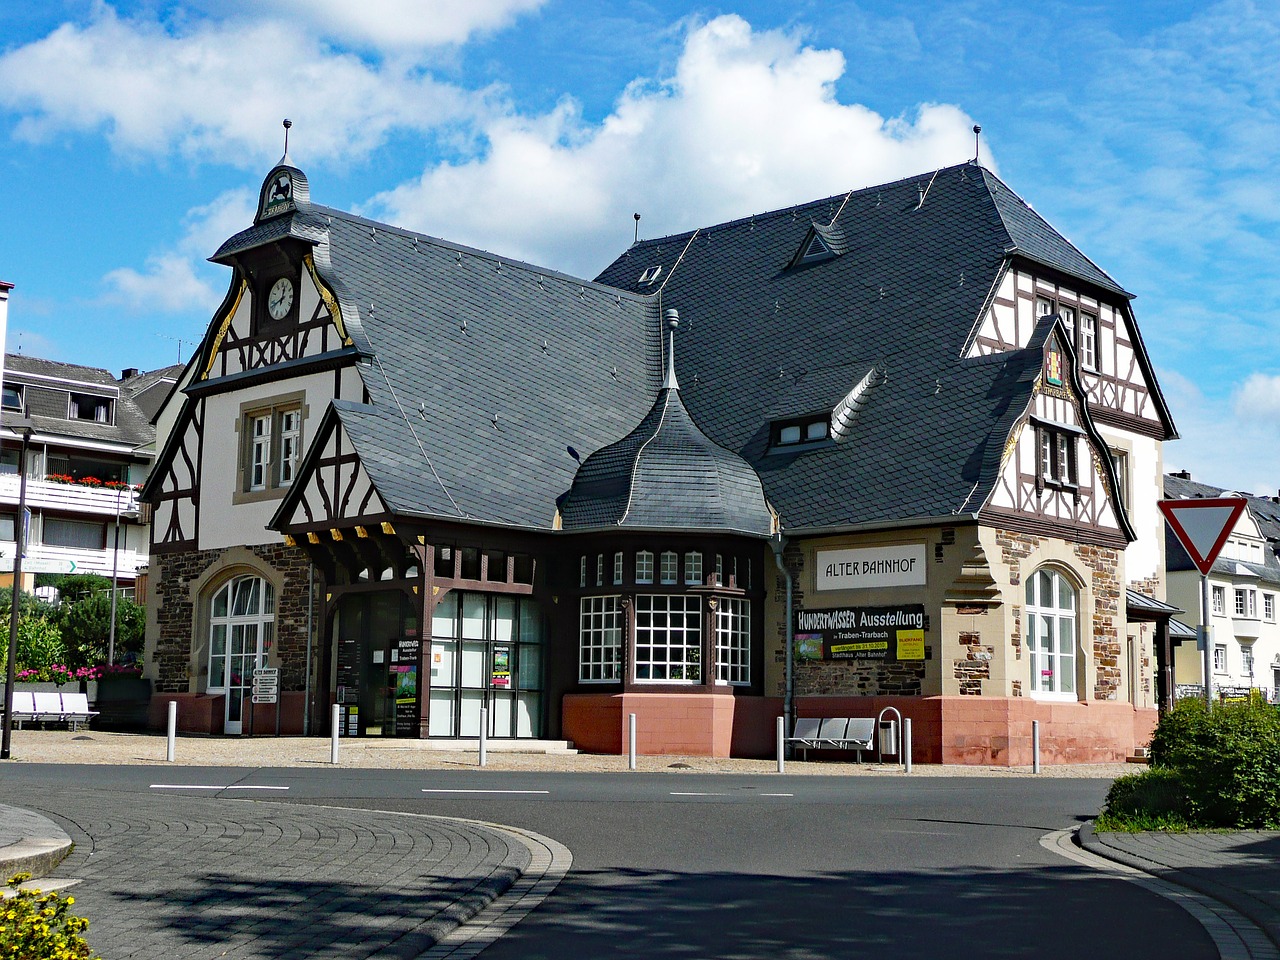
[994, 528, 1122, 702]
[774, 540, 926, 698]
[151, 544, 319, 694]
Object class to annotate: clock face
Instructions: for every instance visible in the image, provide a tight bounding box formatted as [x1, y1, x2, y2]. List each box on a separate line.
[267, 277, 294, 320]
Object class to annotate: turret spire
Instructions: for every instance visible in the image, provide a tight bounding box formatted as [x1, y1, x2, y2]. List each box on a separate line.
[663, 308, 679, 390]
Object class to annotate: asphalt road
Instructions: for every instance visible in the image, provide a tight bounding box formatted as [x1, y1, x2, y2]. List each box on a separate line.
[0, 765, 1217, 959]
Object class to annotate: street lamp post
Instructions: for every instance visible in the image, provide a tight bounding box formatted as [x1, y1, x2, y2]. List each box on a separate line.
[107, 489, 138, 666]
[2, 421, 35, 760]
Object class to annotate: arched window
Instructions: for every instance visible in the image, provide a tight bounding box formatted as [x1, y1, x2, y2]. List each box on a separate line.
[208, 575, 275, 734]
[1026, 568, 1077, 698]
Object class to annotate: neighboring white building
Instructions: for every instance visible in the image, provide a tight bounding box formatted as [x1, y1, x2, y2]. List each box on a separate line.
[1164, 471, 1280, 703]
[0, 354, 181, 596]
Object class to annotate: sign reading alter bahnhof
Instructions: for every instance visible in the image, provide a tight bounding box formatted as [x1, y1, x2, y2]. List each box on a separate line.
[795, 605, 926, 662]
[815, 544, 926, 590]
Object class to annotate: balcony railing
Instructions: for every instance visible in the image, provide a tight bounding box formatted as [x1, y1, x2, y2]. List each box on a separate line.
[0, 475, 139, 517]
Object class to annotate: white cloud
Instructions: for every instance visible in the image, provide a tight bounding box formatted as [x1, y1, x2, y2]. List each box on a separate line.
[367, 14, 983, 277]
[103, 189, 255, 312]
[1160, 367, 1280, 497]
[257, 0, 547, 51]
[0, 5, 478, 165]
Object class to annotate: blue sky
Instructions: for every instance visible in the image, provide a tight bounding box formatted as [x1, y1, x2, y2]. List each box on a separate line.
[1, 1, 1277, 493]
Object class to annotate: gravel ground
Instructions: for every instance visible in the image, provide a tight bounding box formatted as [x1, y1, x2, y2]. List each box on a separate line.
[1, 730, 1136, 778]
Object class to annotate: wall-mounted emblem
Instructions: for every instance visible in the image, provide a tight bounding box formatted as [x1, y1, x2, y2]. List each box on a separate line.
[259, 170, 295, 221]
[1046, 341, 1063, 387]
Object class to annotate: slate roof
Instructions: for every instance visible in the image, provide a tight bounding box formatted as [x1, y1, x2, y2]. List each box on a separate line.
[594, 161, 1115, 532]
[558, 383, 774, 536]
[3, 353, 157, 451]
[121, 364, 184, 422]
[254, 200, 661, 530]
[1163, 473, 1280, 585]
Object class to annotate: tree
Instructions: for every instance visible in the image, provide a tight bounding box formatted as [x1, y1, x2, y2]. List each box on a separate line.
[59, 594, 145, 667]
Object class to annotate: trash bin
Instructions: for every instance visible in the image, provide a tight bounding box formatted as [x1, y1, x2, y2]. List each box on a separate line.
[878, 719, 898, 755]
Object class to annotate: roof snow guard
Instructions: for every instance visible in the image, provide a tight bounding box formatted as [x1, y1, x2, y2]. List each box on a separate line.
[559, 309, 775, 537]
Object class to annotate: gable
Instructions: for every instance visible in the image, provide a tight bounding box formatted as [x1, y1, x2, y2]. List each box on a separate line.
[197, 252, 353, 383]
[272, 411, 388, 532]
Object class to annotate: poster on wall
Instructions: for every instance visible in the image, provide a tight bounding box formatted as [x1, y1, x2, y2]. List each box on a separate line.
[394, 638, 421, 736]
[794, 605, 927, 662]
[492, 645, 511, 688]
[815, 544, 926, 591]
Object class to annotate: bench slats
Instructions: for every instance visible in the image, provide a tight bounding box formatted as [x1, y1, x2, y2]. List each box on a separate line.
[784, 716, 878, 760]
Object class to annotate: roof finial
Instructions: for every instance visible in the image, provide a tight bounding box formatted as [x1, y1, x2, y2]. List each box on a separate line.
[663, 308, 680, 390]
[280, 118, 293, 166]
[973, 124, 982, 164]
[633, 212, 641, 244]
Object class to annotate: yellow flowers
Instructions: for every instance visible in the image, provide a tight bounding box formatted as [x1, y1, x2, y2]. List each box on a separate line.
[0, 873, 98, 959]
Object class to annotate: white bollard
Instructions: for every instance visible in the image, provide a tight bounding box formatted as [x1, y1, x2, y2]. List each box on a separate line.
[904, 717, 912, 774]
[776, 715, 785, 774]
[331, 704, 341, 764]
[479, 707, 488, 767]
[1032, 719, 1041, 774]
[166, 700, 177, 762]
[628, 713, 637, 771]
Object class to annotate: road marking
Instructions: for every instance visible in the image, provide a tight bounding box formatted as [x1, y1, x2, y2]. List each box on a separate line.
[421, 789, 550, 795]
[669, 792, 726, 797]
[150, 785, 290, 791]
[760, 793, 794, 797]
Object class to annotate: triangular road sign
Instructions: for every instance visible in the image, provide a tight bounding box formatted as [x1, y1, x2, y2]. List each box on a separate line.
[1158, 497, 1247, 576]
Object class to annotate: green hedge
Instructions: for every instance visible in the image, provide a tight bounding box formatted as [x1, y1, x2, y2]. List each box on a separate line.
[1112, 697, 1280, 830]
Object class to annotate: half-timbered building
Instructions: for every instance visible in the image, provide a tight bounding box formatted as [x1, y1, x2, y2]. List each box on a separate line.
[142, 156, 1175, 762]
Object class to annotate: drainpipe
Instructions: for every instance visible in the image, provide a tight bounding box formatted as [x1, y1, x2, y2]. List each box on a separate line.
[303, 561, 314, 736]
[771, 535, 794, 757]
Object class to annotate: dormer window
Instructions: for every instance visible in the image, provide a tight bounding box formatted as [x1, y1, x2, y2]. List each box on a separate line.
[638, 266, 662, 285]
[1, 385, 21, 412]
[772, 416, 829, 448]
[1037, 425, 1077, 488]
[69, 393, 112, 424]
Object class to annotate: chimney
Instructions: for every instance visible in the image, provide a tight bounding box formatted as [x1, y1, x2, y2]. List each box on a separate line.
[121, 368, 140, 380]
[1171, 469, 1192, 481]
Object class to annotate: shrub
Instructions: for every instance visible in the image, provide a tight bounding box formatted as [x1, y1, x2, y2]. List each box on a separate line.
[1098, 768, 1189, 831]
[0, 617, 67, 674]
[1147, 697, 1280, 829]
[0, 873, 99, 959]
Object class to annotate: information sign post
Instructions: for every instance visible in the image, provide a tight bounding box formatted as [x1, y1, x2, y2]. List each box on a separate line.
[1158, 497, 1247, 707]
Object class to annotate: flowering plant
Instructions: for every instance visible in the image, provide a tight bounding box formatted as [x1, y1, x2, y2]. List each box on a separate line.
[0, 873, 98, 959]
[80, 663, 143, 680]
[77, 476, 103, 487]
[44, 473, 75, 484]
[15, 663, 142, 683]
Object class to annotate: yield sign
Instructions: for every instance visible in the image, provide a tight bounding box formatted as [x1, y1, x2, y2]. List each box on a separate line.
[1158, 497, 1247, 576]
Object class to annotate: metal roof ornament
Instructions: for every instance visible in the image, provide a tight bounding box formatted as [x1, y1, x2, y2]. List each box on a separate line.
[662, 308, 679, 391]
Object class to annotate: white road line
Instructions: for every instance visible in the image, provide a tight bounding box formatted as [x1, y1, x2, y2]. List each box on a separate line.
[760, 793, 794, 797]
[669, 792, 726, 797]
[421, 789, 550, 795]
[149, 785, 290, 791]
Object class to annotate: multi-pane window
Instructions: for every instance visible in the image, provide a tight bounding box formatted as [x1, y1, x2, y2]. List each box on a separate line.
[684, 551, 702, 586]
[715, 555, 724, 586]
[636, 551, 654, 585]
[634, 594, 701, 682]
[596, 554, 604, 588]
[1242, 645, 1254, 678]
[579, 596, 622, 682]
[278, 409, 301, 486]
[660, 551, 678, 584]
[1212, 585, 1225, 615]
[716, 598, 750, 685]
[1039, 429, 1076, 486]
[579, 556, 587, 588]
[1109, 449, 1129, 510]
[775, 417, 828, 447]
[613, 552, 623, 585]
[1214, 644, 1228, 673]
[1058, 304, 1076, 346]
[1080, 313, 1098, 369]
[1026, 568, 1077, 697]
[1234, 589, 1256, 618]
[1265, 594, 1275, 622]
[242, 404, 303, 493]
[208, 575, 275, 709]
[249, 414, 272, 490]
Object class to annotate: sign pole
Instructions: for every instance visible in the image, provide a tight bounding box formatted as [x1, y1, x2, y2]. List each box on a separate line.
[1201, 573, 1212, 708]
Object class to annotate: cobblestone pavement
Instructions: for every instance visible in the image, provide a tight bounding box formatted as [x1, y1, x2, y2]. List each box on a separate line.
[1082, 826, 1280, 956]
[19, 789, 533, 960]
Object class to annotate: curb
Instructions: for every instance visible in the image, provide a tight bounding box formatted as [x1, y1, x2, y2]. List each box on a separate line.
[0, 804, 73, 883]
[1079, 823, 1280, 953]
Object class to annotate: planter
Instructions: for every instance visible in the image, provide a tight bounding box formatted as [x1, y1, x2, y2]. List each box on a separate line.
[93, 676, 151, 731]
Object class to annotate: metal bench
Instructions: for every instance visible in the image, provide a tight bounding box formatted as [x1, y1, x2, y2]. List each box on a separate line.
[786, 717, 877, 761]
[9, 691, 38, 728]
[59, 692, 98, 731]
